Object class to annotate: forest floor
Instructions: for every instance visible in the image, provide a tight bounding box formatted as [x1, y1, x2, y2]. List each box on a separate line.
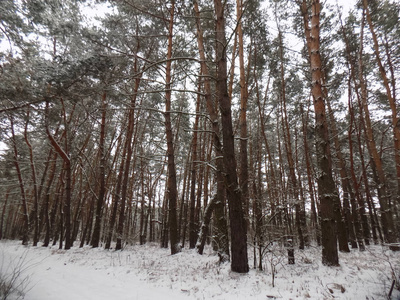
[0, 239, 399, 300]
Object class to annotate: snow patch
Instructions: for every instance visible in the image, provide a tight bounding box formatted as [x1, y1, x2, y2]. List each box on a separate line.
[0, 240, 399, 300]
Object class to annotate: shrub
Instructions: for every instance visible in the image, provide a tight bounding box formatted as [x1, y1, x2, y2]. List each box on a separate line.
[0, 246, 31, 300]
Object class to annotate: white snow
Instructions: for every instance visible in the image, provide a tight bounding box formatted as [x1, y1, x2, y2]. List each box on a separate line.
[1, 240, 399, 300]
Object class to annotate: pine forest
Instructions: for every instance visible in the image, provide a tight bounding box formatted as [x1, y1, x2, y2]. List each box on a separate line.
[0, 0, 400, 297]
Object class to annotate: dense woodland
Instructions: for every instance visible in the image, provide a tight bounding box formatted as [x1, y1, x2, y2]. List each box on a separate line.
[0, 0, 399, 274]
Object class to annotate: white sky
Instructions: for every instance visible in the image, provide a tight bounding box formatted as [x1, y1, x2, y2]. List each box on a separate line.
[336, 0, 359, 15]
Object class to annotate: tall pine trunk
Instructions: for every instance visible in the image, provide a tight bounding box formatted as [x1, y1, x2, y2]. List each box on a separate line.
[214, 0, 248, 273]
[91, 91, 107, 248]
[165, 0, 180, 255]
[189, 91, 201, 249]
[236, 0, 249, 222]
[277, 28, 305, 250]
[302, 0, 339, 266]
[193, 0, 229, 261]
[10, 117, 30, 245]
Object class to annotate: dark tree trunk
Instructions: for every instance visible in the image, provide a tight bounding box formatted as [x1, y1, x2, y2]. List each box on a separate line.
[10, 117, 30, 245]
[277, 29, 304, 250]
[189, 93, 201, 248]
[139, 158, 147, 245]
[237, 0, 249, 224]
[45, 100, 72, 250]
[165, 0, 180, 255]
[105, 134, 126, 250]
[43, 154, 58, 247]
[347, 88, 367, 250]
[92, 91, 107, 248]
[214, 0, 248, 273]
[193, 0, 229, 261]
[0, 190, 10, 240]
[196, 196, 216, 255]
[326, 87, 355, 252]
[300, 105, 320, 245]
[23, 109, 40, 246]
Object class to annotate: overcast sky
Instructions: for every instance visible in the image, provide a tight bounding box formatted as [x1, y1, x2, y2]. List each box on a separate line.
[336, 0, 359, 16]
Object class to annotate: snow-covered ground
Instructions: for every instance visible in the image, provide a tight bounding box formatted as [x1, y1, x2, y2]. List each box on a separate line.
[0, 240, 399, 299]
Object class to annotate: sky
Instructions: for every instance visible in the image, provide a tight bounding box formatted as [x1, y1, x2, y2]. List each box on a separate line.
[336, 0, 359, 16]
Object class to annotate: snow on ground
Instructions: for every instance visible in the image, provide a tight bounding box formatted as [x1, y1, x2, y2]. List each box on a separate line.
[0, 240, 399, 300]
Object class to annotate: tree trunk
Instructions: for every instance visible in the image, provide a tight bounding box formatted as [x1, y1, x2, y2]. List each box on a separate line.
[277, 28, 304, 250]
[300, 104, 320, 245]
[105, 127, 127, 250]
[324, 92, 352, 252]
[347, 87, 367, 250]
[236, 0, 249, 223]
[193, 0, 230, 261]
[0, 189, 11, 240]
[214, 0, 248, 273]
[196, 196, 216, 255]
[42, 153, 58, 247]
[23, 109, 40, 246]
[10, 117, 30, 245]
[189, 91, 201, 248]
[139, 158, 147, 245]
[45, 100, 73, 250]
[115, 68, 140, 251]
[253, 53, 279, 229]
[91, 91, 107, 248]
[302, 0, 339, 266]
[164, 0, 180, 255]
[253, 140, 264, 270]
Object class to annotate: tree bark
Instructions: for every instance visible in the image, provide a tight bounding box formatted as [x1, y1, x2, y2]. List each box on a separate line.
[42, 152, 58, 247]
[45, 100, 72, 250]
[325, 93, 353, 252]
[23, 109, 40, 246]
[10, 116, 29, 245]
[105, 131, 126, 250]
[253, 46, 280, 228]
[301, 0, 339, 266]
[214, 0, 249, 273]
[277, 28, 304, 250]
[236, 0, 249, 223]
[189, 91, 201, 249]
[193, 0, 229, 261]
[301, 104, 320, 245]
[347, 87, 368, 250]
[196, 196, 216, 255]
[164, 0, 180, 255]
[91, 91, 107, 248]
